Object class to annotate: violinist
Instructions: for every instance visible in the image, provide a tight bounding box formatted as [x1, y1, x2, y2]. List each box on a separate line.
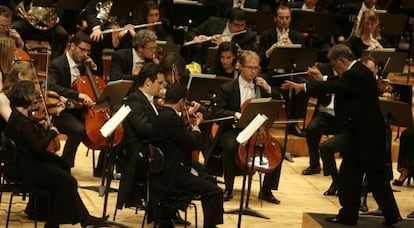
[48, 31, 96, 169]
[0, 6, 24, 49]
[110, 29, 159, 84]
[0, 36, 17, 87]
[4, 80, 109, 228]
[212, 50, 285, 204]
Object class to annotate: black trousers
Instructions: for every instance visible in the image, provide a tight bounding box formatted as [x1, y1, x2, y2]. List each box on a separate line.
[51, 110, 85, 168]
[219, 128, 285, 192]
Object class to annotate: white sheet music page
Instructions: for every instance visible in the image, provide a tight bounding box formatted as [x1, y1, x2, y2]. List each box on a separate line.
[100, 105, 131, 138]
[236, 113, 268, 144]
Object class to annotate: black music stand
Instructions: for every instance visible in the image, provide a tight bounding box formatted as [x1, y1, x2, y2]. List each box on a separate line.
[402, 0, 414, 83]
[110, 0, 145, 20]
[186, 73, 232, 104]
[225, 99, 283, 228]
[81, 80, 133, 217]
[157, 42, 181, 58]
[290, 10, 336, 47]
[168, 1, 216, 28]
[204, 47, 217, 73]
[377, 12, 407, 37]
[245, 11, 274, 34]
[362, 50, 407, 78]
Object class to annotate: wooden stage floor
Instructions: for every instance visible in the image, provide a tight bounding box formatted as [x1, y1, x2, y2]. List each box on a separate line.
[1, 142, 414, 228]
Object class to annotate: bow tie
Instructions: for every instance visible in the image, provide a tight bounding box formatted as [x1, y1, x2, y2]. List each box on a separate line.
[244, 84, 255, 89]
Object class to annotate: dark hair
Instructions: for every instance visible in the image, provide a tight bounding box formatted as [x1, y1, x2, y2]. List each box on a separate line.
[228, 8, 246, 22]
[160, 53, 186, 76]
[6, 80, 36, 108]
[327, 44, 355, 62]
[135, 63, 164, 87]
[360, 55, 376, 65]
[72, 31, 92, 46]
[275, 5, 291, 16]
[216, 41, 238, 68]
[0, 5, 12, 18]
[137, 0, 159, 24]
[164, 83, 187, 104]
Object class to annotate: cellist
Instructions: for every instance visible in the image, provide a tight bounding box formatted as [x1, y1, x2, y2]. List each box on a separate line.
[212, 50, 286, 203]
[47, 31, 96, 169]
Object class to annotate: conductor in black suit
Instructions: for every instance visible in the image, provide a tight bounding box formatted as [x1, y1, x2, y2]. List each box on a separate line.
[185, 7, 257, 65]
[212, 50, 285, 204]
[258, 4, 307, 137]
[151, 83, 223, 228]
[282, 44, 401, 226]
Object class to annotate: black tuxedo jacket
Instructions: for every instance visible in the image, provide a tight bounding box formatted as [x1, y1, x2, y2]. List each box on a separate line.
[259, 27, 305, 71]
[48, 55, 79, 101]
[116, 89, 158, 209]
[306, 61, 385, 164]
[110, 48, 135, 81]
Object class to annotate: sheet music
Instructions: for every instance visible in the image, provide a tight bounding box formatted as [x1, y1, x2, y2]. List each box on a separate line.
[100, 105, 131, 138]
[236, 114, 268, 144]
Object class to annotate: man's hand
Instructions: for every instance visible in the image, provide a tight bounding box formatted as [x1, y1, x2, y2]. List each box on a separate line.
[8, 29, 24, 48]
[281, 80, 305, 95]
[78, 93, 94, 107]
[89, 28, 103, 42]
[307, 66, 323, 81]
[255, 76, 271, 93]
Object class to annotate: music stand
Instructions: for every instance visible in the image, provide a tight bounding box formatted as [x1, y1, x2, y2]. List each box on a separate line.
[168, 1, 216, 28]
[377, 12, 407, 37]
[268, 47, 318, 72]
[226, 99, 283, 228]
[291, 10, 336, 36]
[187, 73, 232, 104]
[362, 50, 407, 77]
[388, 82, 413, 105]
[245, 11, 274, 34]
[81, 80, 133, 217]
[204, 47, 218, 73]
[156, 42, 181, 59]
[110, 0, 145, 19]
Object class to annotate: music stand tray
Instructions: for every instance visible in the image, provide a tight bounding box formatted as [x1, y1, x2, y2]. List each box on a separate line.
[379, 98, 413, 128]
[362, 50, 407, 74]
[377, 13, 407, 37]
[291, 10, 336, 36]
[268, 47, 318, 71]
[93, 79, 134, 111]
[236, 98, 284, 129]
[187, 73, 232, 103]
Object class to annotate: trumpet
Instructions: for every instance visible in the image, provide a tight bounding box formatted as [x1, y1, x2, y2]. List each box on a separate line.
[100, 21, 162, 34]
[183, 30, 247, 46]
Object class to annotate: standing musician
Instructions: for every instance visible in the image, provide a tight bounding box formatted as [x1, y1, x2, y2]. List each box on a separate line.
[212, 50, 285, 204]
[47, 31, 96, 169]
[4, 80, 109, 228]
[151, 83, 223, 228]
[110, 29, 159, 85]
[282, 44, 401, 226]
[259, 4, 307, 138]
[9, 0, 68, 59]
[0, 5, 24, 49]
[185, 7, 257, 65]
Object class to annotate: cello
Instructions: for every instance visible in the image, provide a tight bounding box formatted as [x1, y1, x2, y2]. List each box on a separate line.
[236, 99, 283, 174]
[72, 64, 123, 150]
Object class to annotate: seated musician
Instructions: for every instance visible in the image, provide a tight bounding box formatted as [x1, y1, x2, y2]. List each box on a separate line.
[0, 6, 24, 49]
[185, 7, 256, 65]
[151, 82, 223, 228]
[47, 31, 96, 169]
[347, 9, 385, 59]
[212, 50, 285, 203]
[0, 36, 17, 87]
[9, 0, 68, 59]
[4, 80, 109, 228]
[208, 41, 239, 79]
[110, 29, 159, 83]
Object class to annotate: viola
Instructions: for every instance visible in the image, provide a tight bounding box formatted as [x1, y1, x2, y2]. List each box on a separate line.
[72, 64, 123, 150]
[15, 48, 31, 61]
[236, 99, 283, 174]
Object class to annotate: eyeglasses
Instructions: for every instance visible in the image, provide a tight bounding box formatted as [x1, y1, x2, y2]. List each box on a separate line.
[242, 65, 261, 71]
[144, 45, 158, 51]
[76, 45, 91, 54]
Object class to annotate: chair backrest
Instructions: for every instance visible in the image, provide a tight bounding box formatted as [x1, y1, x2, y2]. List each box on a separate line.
[148, 145, 165, 174]
[1, 134, 18, 165]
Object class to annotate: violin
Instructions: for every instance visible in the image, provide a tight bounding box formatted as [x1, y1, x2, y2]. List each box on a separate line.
[236, 99, 283, 174]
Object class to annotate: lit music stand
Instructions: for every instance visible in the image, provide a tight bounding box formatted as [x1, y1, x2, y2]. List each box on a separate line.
[290, 10, 336, 47]
[362, 50, 407, 78]
[226, 99, 284, 227]
[81, 80, 133, 217]
[187, 73, 232, 105]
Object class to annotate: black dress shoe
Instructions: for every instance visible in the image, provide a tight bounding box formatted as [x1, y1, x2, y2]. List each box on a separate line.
[258, 191, 280, 204]
[323, 182, 337, 196]
[44, 222, 60, 228]
[408, 211, 414, 218]
[302, 166, 321, 175]
[172, 210, 191, 226]
[383, 217, 402, 226]
[81, 215, 109, 228]
[287, 124, 306, 137]
[223, 189, 233, 201]
[325, 216, 357, 225]
[359, 196, 368, 212]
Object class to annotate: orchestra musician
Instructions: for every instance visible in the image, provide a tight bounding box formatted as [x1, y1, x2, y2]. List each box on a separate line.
[259, 4, 307, 138]
[151, 82, 223, 228]
[282, 44, 401, 226]
[47, 31, 96, 169]
[0, 36, 17, 87]
[354, 0, 378, 36]
[210, 41, 239, 79]
[110, 29, 159, 84]
[185, 7, 257, 65]
[212, 50, 285, 204]
[4, 80, 109, 228]
[0, 5, 24, 49]
[9, 0, 68, 59]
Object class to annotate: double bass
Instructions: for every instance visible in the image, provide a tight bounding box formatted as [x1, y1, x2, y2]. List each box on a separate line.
[236, 99, 283, 174]
[72, 64, 123, 150]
